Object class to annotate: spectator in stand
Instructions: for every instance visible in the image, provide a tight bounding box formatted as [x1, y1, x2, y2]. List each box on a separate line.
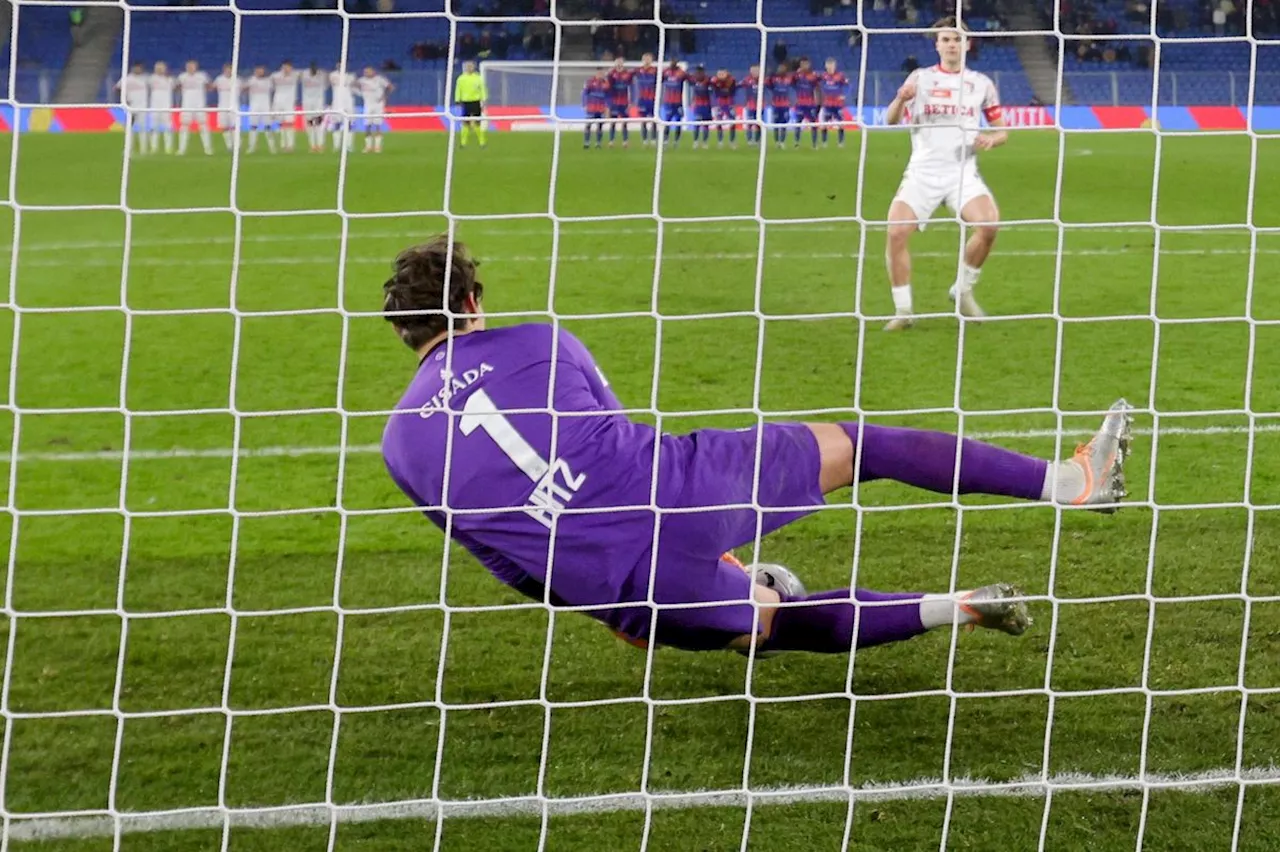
[901, 53, 920, 73]
[69, 7, 85, 46]
[773, 40, 788, 65]
[460, 32, 478, 60]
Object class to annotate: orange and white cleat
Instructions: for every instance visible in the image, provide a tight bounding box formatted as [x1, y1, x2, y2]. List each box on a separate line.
[958, 583, 1032, 636]
[1070, 398, 1134, 513]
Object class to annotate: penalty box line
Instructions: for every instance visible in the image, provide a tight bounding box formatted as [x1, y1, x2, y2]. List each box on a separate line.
[9, 766, 1280, 841]
[5, 423, 1279, 464]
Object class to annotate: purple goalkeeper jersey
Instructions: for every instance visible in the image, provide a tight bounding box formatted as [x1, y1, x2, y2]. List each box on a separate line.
[382, 324, 690, 612]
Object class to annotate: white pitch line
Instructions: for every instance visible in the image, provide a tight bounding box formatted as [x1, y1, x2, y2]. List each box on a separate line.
[9, 766, 1280, 841]
[12, 246, 1279, 269]
[0, 222, 1254, 254]
[7, 423, 1278, 464]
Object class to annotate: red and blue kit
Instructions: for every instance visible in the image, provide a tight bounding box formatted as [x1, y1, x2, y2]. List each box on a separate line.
[606, 68, 632, 118]
[582, 77, 609, 116]
[660, 67, 687, 122]
[741, 73, 759, 119]
[792, 70, 819, 122]
[689, 76, 713, 121]
[820, 71, 849, 121]
[710, 75, 737, 121]
[632, 65, 658, 117]
[766, 72, 793, 120]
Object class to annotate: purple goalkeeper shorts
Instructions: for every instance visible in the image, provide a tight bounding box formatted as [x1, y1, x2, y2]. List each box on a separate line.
[610, 422, 825, 650]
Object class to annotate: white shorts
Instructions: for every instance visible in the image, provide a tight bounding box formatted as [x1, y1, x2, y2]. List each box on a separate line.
[893, 168, 995, 229]
[363, 111, 385, 128]
[247, 107, 273, 127]
[148, 111, 172, 131]
[272, 108, 294, 124]
[216, 110, 236, 130]
[303, 107, 325, 124]
[127, 110, 147, 131]
[179, 110, 208, 127]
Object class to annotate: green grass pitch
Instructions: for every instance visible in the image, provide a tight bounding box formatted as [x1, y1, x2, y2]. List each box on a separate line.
[2, 127, 1280, 850]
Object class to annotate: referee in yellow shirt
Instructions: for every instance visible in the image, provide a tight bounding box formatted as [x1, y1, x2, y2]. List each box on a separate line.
[454, 61, 488, 148]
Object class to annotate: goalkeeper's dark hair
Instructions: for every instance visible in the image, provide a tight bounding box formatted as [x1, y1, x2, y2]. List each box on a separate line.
[382, 234, 484, 350]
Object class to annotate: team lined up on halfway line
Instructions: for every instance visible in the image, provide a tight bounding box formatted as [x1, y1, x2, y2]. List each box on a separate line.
[114, 60, 395, 156]
[580, 54, 852, 150]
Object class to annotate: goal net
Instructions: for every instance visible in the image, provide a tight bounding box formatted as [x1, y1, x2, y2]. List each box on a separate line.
[4, 0, 1277, 849]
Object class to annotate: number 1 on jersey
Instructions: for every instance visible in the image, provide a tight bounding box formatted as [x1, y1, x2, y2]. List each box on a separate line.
[460, 389, 551, 483]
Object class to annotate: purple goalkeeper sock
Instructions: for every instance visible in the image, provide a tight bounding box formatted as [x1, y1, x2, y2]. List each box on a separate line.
[842, 423, 1047, 501]
[763, 589, 926, 653]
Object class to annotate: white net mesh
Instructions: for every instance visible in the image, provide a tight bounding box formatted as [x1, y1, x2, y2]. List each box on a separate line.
[2, 0, 1278, 849]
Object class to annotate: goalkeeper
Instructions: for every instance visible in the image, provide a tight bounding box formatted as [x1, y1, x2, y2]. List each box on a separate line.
[381, 236, 1134, 655]
[453, 61, 487, 148]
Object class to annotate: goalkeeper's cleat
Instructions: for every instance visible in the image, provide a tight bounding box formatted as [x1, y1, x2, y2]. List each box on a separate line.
[958, 583, 1032, 636]
[1071, 398, 1134, 513]
[883, 314, 915, 332]
[948, 283, 986, 320]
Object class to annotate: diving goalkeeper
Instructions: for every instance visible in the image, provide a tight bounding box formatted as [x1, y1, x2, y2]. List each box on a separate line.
[381, 236, 1134, 654]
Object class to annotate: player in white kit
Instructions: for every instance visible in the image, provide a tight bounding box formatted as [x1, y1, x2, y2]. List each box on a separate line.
[883, 16, 1006, 331]
[356, 66, 394, 154]
[245, 66, 276, 153]
[146, 61, 176, 154]
[214, 64, 240, 151]
[271, 60, 300, 151]
[300, 63, 328, 153]
[114, 62, 150, 155]
[176, 60, 214, 156]
[328, 67, 357, 152]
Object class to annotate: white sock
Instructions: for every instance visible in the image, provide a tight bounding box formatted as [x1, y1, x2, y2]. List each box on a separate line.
[163, 131, 173, 153]
[200, 127, 212, 154]
[958, 263, 982, 293]
[286, 128, 296, 150]
[374, 135, 382, 152]
[178, 129, 189, 154]
[891, 285, 913, 315]
[224, 130, 233, 150]
[266, 134, 277, 153]
[149, 131, 158, 153]
[247, 129, 258, 151]
[919, 593, 977, 629]
[1040, 459, 1087, 503]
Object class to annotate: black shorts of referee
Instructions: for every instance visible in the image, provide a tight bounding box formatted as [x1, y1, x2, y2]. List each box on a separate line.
[461, 101, 483, 118]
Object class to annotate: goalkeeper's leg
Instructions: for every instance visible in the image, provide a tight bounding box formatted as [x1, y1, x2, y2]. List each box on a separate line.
[630, 554, 1030, 653]
[633, 410, 1131, 654]
[733, 568, 1032, 655]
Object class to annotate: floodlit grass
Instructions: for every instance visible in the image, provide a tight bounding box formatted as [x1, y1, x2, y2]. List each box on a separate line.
[2, 128, 1279, 850]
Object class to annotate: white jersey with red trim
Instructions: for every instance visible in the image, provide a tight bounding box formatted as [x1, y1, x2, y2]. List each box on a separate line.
[902, 65, 1001, 172]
